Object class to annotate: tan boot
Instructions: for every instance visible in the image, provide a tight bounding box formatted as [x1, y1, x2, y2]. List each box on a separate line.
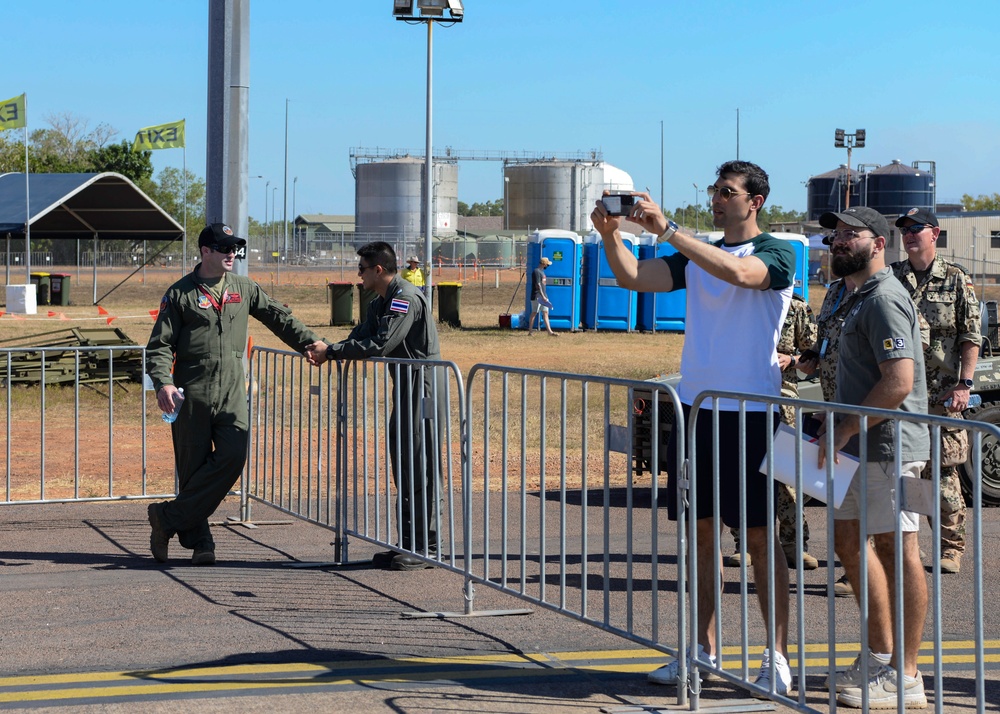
[833, 573, 853, 598]
[783, 546, 819, 570]
[727, 551, 751, 568]
[940, 552, 961, 574]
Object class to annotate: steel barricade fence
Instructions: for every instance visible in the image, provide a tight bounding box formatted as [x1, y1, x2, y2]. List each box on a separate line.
[337, 357, 465, 575]
[0, 345, 172, 504]
[463, 364, 694, 703]
[242, 347, 340, 535]
[683, 389, 994, 713]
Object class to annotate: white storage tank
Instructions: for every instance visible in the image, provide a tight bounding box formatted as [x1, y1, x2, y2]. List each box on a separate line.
[505, 161, 633, 232]
[355, 157, 458, 238]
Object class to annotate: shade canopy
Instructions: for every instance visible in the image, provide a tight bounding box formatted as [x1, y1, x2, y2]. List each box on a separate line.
[0, 172, 183, 241]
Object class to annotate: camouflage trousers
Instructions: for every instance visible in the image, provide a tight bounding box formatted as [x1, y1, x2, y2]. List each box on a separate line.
[920, 425, 968, 556]
[730, 483, 809, 552]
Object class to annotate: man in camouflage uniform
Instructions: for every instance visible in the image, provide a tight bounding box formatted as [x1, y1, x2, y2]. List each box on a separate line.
[730, 293, 820, 570]
[891, 208, 980, 574]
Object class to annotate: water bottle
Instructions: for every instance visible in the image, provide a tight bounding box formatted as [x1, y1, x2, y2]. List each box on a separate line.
[162, 387, 185, 423]
[943, 393, 981, 409]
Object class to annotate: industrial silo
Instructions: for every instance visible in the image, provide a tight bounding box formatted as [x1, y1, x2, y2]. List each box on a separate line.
[865, 160, 934, 217]
[355, 157, 458, 239]
[806, 165, 859, 220]
[505, 161, 633, 232]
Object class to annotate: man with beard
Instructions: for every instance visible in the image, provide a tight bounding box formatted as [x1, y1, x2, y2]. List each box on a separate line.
[815, 207, 929, 709]
[592, 161, 796, 697]
[891, 208, 980, 574]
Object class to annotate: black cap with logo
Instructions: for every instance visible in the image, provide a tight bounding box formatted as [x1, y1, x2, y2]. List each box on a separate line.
[819, 206, 890, 246]
[198, 223, 247, 249]
[894, 207, 939, 228]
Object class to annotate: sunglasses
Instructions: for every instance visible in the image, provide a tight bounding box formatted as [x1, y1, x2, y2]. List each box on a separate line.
[830, 229, 873, 243]
[358, 263, 375, 276]
[706, 185, 751, 200]
[900, 224, 931, 236]
[209, 244, 239, 255]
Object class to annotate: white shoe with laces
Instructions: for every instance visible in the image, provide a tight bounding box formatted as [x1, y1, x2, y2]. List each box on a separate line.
[752, 648, 792, 698]
[647, 644, 722, 686]
[826, 650, 891, 692]
[837, 665, 927, 709]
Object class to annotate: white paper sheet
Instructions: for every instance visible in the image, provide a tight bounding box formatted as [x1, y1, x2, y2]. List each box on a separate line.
[758, 423, 859, 508]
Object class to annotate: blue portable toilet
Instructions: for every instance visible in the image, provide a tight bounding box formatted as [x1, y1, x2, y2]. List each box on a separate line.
[635, 232, 687, 332]
[582, 230, 637, 331]
[523, 229, 583, 331]
[771, 232, 809, 302]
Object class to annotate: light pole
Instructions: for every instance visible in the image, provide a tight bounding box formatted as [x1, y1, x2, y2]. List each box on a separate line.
[292, 176, 298, 257]
[271, 186, 278, 259]
[692, 183, 702, 233]
[249, 175, 263, 266]
[393, 0, 464, 308]
[264, 179, 270, 255]
[834, 128, 866, 209]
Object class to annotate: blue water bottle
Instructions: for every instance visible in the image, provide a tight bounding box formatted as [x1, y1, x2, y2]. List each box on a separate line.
[162, 387, 185, 424]
[944, 393, 981, 409]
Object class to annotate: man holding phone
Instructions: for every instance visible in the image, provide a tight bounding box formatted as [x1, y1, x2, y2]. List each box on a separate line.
[592, 161, 796, 697]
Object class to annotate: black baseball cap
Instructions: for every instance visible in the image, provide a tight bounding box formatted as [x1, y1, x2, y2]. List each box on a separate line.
[895, 207, 939, 228]
[819, 206, 890, 245]
[198, 223, 247, 248]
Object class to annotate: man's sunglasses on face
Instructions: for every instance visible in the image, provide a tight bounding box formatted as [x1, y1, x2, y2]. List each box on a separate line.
[210, 245, 239, 255]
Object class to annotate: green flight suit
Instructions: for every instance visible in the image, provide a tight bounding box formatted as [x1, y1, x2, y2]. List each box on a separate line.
[146, 266, 319, 551]
[325, 275, 445, 552]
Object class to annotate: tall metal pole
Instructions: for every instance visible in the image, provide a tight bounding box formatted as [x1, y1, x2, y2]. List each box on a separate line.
[264, 179, 270, 253]
[283, 98, 289, 255]
[659, 119, 664, 209]
[292, 176, 298, 255]
[424, 20, 434, 306]
[844, 146, 853, 209]
[271, 186, 277, 256]
[692, 183, 700, 233]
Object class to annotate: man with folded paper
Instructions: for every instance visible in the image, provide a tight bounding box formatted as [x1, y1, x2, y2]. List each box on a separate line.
[814, 206, 930, 709]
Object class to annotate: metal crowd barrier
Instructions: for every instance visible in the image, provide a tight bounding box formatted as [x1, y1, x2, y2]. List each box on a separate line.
[0, 345, 174, 504]
[238, 352, 995, 712]
[242, 346, 340, 529]
[682, 390, 993, 713]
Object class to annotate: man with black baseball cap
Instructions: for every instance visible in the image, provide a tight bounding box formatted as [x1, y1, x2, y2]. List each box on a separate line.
[145, 223, 326, 566]
[815, 206, 930, 707]
[891, 207, 980, 575]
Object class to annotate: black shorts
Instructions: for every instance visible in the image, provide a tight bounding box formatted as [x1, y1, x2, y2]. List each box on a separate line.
[665, 404, 779, 529]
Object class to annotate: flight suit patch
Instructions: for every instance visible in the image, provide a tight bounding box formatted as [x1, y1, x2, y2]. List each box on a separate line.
[390, 298, 410, 314]
[198, 295, 212, 309]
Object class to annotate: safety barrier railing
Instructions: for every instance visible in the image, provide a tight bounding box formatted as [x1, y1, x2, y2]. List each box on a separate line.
[682, 390, 993, 713]
[240, 351, 994, 712]
[336, 357, 465, 573]
[0, 344, 175, 504]
[462, 364, 686, 637]
[242, 347, 340, 530]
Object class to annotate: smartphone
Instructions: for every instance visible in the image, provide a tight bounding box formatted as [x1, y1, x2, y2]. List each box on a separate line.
[601, 194, 636, 217]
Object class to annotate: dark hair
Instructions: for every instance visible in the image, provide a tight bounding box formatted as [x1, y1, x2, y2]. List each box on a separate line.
[717, 160, 770, 205]
[357, 241, 398, 274]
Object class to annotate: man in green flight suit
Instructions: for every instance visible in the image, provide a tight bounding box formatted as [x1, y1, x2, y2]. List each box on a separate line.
[146, 223, 326, 565]
[312, 241, 446, 571]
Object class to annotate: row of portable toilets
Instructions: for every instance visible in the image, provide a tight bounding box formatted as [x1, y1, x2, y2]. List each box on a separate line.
[510, 229, 809, 332]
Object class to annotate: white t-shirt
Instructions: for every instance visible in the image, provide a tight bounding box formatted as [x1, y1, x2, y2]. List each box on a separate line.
[663, 233, 796, 411]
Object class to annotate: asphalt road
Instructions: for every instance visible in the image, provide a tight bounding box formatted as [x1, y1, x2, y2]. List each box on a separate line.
[0, 497, 997, 712]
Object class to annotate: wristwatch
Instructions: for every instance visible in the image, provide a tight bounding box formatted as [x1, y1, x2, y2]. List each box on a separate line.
[659, 220, 679, 243]
[958, 378, 974, 388]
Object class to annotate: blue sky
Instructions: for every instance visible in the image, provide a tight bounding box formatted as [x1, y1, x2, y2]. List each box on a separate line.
[8, 1, 999, 222]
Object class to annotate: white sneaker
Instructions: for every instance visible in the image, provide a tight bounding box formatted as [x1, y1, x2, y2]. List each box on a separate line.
[837, 666, 927, 709]
[826, 650, 891, 692]
[752, 648, 792, 698]
[647, 644, 721, 686]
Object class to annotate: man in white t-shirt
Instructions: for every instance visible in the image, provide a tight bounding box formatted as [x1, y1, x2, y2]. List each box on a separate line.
[592, 161, 796, 697]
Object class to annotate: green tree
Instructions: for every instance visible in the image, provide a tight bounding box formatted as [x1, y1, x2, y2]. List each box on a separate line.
[457, 200, 470, 216]
[88, 141, 154, 182]
[138, 167, 207, 257]
[962, 193, 1000, 211]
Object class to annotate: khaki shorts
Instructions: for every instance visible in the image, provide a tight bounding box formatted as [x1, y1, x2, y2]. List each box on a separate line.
[531, 299, 550, 314]
[835, 460, 924, 534]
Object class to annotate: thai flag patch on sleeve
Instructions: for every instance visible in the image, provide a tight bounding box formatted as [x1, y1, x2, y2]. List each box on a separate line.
[390, 298, 410, 314]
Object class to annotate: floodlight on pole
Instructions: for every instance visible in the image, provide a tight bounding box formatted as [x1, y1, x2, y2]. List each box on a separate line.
[393, 0, 463, 309]
[833, 128, 865, 208]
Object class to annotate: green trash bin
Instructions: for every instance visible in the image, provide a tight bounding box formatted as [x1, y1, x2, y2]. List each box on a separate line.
[30, 272, 51, 306]
[327, 281, 354, 326]
[437, 281, 462, 328]
[356, 283, 379, 325]
[49, 273, 72, 306]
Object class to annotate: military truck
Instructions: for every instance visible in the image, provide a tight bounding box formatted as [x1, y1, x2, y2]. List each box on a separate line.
[631, 301, 1000, 508]
[962, 300, 1000, 506]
